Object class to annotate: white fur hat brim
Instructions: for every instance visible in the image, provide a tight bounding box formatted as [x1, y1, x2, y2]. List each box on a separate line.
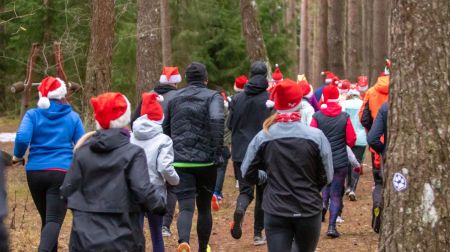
[37, 78, 67, 109]
[160, 74, 181, 85]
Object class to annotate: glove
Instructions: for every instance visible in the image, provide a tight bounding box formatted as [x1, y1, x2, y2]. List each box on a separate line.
[258, 170, 268, 185]
[353, 166, 362, 174]
[12, 156, 25, 166]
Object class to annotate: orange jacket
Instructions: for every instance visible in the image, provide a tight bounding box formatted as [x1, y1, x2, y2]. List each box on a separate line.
[359, 76, 389, 121]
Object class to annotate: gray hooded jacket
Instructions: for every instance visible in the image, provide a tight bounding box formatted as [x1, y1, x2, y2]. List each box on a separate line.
[131, 116, 179, 199]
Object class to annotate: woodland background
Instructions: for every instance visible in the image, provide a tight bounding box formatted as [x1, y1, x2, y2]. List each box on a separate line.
[0, 0, 389, 118]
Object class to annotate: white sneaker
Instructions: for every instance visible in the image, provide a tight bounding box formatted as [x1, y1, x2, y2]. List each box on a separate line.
[336, 216, 345, 223]
[253, 235, 266, 246]
[345, 188, 351, 195]
[162, 226, 171, 237]
[349, 191, 357, 201]
[235, 180, 239, 188]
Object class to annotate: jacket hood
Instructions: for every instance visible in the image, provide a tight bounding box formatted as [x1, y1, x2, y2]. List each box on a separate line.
[90, 128, 130, 153]
[39, 100, 72, 119]
[245, 75, 268, 95]
[320, 102, 343, 117]
[154, 84, 176, 95]
[374, 76, 389, 94]
[132, 115, 163, 140]
[250, 61, 268, 78]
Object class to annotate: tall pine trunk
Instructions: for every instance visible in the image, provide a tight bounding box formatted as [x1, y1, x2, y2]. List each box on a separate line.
[298, 0, 308, 75]
[362, 0, 373, 82]
[327, 0, 345, 78]
[379, 0, 449, 250]
[240, 0, 271, 73]
[312, 0, 328, 88]
[83, 0, 115, 129]
[136, 0, 162, 102]
[371, 0, 389, 82]
[346, 0, 362, 80]
[160, 0, 172, 66]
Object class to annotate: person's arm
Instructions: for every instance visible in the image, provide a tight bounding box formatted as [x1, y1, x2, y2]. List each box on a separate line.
[346, 146, 360, 169]
[226, 98, 234, 131]
[368, 106, 387, 154]
[13, 111, 34, 159]
[60, 152, 82, 199]
[72, 114, 85, 145]
[359, 94, 373, 130]
[162, 100, 172, 136]
[345, 116, 357, 148]
[318, 131, 333, 185]
[157, 139, 179, 186]
[127, 149, 166, 214]
[241, 133, 267, 185]
[209, 92, 225, 164]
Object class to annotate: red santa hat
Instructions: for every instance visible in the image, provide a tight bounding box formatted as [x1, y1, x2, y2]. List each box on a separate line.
[234, 75, 248, 92]
[321, 71, 339, 85]
[320, 84, 340, 109]
[348, 84, 361, 97]
[140, 92, 164, 123]
[266, 79, 303, 113]
[298, 80, 314, 99]
[357, 76, 369, 92]
[90, 92, 131, 129]
[37, 76, 67, 109]
[338, 79, 351, 93]
[159, 66, 182, 85]
[271, 64, 283, 82]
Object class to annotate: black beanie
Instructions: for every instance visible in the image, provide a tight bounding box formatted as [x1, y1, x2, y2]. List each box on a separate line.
[185, 62, 208, 83]
[250, 61, 268, 78]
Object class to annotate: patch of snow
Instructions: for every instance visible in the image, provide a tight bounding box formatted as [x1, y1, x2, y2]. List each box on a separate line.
[421, 183, 438, 227]
[0, 133, 16, 143]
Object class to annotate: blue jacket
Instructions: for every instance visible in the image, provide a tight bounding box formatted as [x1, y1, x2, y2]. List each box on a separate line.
[368, 102, 388, 154]
[14, 100, 85, 171]
[314, 84, 327, 102]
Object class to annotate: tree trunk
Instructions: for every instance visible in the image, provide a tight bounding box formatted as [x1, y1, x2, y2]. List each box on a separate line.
[327, 0, 345, 78]
[83, 0, 115, 129]
[312, 0, 328, 88]
[42, 0, 51, 43]
[160, 0, 172, 66]
[136, 0, 162, 102]
[240, 0, 271, 73]
[307, 0, 317, 81]
[362, 0, 373, 82]
[379, 0, 450, 251]
[298, 0, 308, 75]
[371, 0, 389, 82]
[346, 0, 362, 80]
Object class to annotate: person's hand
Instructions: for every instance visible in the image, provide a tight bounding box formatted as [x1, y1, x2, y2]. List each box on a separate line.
[12, 156, 25, 166]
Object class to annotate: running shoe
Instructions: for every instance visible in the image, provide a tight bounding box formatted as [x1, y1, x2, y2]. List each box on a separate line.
[345, 188, 351, 195]
[235, 180, 239, 188]
[206, 244, 212, 252]
[230, 210, 244, 239]
[177, 242, 191, 252]
[326, 225, 340, 238]
[253, 235, 267, 246]
[162, 226, 171, 237]
[336, 216, 344, 223]
[348, 191, 357, 201]
[212, 194, 220, 211]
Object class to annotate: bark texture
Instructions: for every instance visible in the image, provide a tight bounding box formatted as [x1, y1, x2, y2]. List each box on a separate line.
[362, 0, 373, 82]
[240, 0, 270, 73]
[298, 0, 308, 75]
[312, 0, 328, 88]
[327, 0, 345, 78]
[371, 0, 389, 82]
[161, 0, 172, 66]
[380, 0, 450, 251]
[136, 0, 162, 101]
[83, 0, 115, 129]
[346, 0, 362, 80]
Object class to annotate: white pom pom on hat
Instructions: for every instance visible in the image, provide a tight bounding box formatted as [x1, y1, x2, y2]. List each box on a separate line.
[266, 99, 275, 108]
[37, 77, 67, 109]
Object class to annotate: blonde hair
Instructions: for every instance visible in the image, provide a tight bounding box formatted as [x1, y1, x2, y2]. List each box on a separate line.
[73, 131, 96, 152]
[263, 113, 278, 134]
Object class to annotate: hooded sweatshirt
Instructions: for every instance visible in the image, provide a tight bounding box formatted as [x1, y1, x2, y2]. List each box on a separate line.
[227, 65, 271, 162]
[131, 116, 179, 199]
[14, 100, 85, 171]
[359, 75, 389, 123]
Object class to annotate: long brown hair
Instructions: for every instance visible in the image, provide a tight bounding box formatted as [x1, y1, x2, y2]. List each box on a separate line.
[263, 113, 277, 134]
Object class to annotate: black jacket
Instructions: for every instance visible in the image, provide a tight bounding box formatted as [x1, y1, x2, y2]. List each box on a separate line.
[242, 122, 333, 218]
[227, 74, 271, 162]
[61, 129, 165, 251]
[368, 102, 388, 154]
[164, 82, 224, 163]
[0, 159, 6, 219]
[132, 84, 178, 131]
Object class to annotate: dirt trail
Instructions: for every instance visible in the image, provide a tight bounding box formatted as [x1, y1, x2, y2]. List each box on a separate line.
[1, 121, 378, 251]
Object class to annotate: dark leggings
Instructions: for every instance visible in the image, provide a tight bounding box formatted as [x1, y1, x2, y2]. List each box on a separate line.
[162, 185, 177, 229]
[322, 168, 347, 226]
[234, 162, 265, 236]
[265, 212, 321, 252]
[175, 167, 216, 252]
[0, 218, 8, 252]
[27, 170, 67, 252]
[348, 146, 366, 191]
[140, 213, 164, 252]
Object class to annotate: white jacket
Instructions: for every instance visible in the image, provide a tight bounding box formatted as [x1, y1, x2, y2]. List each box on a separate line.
[300, 98, 315, 126]
[131, 116, 179, 199]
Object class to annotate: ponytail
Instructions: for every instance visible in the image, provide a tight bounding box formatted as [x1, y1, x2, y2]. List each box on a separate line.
[73, 131, 96, 152]
[263, 113, 277, 134]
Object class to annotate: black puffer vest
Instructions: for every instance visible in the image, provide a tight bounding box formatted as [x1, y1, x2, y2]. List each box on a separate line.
[313, 112, 349, 169]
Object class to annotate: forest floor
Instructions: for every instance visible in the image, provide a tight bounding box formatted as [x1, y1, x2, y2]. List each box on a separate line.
[1, 119, 379, 252]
